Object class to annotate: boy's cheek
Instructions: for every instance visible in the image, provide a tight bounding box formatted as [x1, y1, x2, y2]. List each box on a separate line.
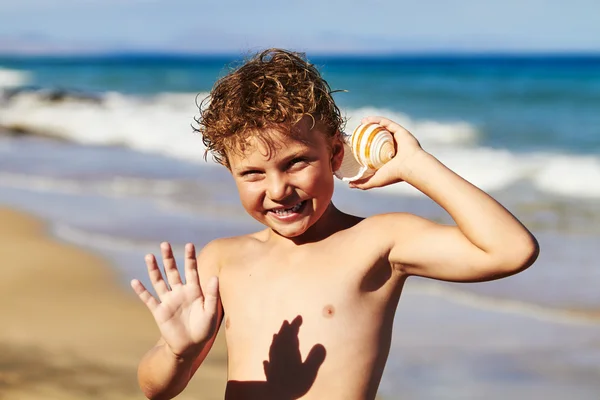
[234, 184, 262, 205]
[298, 170, 334, 195]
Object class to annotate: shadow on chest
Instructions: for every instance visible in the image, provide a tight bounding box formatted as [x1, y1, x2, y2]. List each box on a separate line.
[225, 315, 327, 399]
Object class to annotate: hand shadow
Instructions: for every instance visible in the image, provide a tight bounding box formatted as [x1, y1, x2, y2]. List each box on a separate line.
[225, 315, 326, 400]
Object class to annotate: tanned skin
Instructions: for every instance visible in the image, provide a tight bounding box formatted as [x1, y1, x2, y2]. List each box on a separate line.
[131, 116, 539, 400]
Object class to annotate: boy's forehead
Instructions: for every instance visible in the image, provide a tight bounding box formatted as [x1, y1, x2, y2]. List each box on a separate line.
[228, 121, 327, 166]
[232, 130, 310, 161]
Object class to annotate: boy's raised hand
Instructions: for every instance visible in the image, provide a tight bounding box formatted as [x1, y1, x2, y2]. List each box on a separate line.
[130, 242, 219, 358]
[350, 116, 424, 190]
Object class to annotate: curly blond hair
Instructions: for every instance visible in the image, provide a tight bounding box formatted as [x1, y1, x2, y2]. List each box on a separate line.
[195, 48, 345, 167]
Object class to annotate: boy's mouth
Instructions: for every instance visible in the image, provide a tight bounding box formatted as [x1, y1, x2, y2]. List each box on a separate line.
[267, 200, 307, 218]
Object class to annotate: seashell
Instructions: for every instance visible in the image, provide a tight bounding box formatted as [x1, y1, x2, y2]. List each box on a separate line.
[334, 122, 396, 182]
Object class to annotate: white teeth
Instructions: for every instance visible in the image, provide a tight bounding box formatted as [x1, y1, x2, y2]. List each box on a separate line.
[272, 201, 304, 215]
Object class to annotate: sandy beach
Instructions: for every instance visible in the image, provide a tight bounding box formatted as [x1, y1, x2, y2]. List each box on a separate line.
[0, 207, 228, 400]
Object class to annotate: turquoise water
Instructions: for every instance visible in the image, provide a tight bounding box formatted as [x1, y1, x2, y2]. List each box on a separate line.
[2, 54, 599, 154]
[1, 53, 599, 399]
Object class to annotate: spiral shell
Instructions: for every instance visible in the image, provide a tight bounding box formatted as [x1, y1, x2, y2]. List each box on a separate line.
[334, 122, 396, 182]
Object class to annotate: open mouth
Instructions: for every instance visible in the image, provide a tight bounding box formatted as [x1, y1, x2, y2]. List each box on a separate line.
[268, 200, 307, 217]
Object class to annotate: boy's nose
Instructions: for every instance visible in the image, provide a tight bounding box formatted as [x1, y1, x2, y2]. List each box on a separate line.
[266, 173, 292, 201]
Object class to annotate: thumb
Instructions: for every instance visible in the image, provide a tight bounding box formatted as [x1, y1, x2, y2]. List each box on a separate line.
[203, 276, 219, 313]
[349, 161, 404, 190]
[349, 171, 395, 190]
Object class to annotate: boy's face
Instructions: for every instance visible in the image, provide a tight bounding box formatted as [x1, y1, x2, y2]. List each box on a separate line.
[228, 117, 343, 240]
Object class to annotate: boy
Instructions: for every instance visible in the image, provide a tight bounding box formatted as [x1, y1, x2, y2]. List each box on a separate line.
[130, 49, 539, 400]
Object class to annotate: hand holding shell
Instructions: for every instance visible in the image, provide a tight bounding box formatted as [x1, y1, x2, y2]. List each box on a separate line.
[334, 122, 397, 182]
[334, 116, 424, 189]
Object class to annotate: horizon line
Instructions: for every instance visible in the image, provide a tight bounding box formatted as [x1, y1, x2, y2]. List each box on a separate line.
[2, 48, 600, 59]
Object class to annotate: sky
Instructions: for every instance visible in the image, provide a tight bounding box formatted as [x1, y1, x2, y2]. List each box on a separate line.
[0, 0, 599, 55]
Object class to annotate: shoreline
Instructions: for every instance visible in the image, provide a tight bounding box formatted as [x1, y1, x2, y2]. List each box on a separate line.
[0, 207, 227, 399]
[2, 200, 600, 399]
[405, 281, 600, 326]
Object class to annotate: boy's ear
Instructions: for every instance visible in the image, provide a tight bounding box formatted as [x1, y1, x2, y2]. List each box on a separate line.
[330, 134, 344, 171]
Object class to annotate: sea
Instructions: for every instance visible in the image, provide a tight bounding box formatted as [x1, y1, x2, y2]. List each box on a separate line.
[1, 53, 599, 399]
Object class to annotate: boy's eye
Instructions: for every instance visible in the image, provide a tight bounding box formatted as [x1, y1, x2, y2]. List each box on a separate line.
[288, 157, 308, 168]
[240, 170, 262, 178]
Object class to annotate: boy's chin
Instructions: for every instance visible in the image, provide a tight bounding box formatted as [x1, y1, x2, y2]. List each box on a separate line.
[266, 218, 314, 239]
[270, 224, 309, 239]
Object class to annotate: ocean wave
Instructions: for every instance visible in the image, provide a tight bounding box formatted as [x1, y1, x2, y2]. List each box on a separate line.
[1, 88, 600, 199]
[0, 67, 30, 89]
[343, 107, 479, 147]
[406, 281, 600, 326]
[0, 88, 211, 163]
[534, 155, 600, 198]
[0, 89, 478, 153]
[53, 222, 160, 252]
[0, 172, 189, 198]
[351, 146, 600, 199]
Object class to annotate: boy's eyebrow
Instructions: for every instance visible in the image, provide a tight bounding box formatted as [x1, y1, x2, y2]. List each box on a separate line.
[277, 148, 317, 166]
[233, 164, 261, 175]
[233, 149, 313, 175]
[281, 150, 309, 161]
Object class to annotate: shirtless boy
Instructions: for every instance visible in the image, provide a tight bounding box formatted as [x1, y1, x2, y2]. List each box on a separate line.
[130, 49, 539, 400]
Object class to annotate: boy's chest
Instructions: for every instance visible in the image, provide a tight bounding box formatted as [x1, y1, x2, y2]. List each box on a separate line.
[217, 248, 398, 366]
[220, 253, 357, 326]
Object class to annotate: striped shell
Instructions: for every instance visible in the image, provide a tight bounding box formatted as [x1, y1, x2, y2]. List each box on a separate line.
[350, 123, 396, 169]
[334, 123, 396, 182]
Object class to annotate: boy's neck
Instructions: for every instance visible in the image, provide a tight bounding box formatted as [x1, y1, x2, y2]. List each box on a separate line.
[268, 203, 353, 246]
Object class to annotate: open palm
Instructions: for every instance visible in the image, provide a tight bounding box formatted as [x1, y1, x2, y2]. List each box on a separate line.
[131, 242, 219, 358]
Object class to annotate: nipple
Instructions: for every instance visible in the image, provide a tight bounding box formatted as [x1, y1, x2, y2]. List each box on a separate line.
[322, 304, 335, 318]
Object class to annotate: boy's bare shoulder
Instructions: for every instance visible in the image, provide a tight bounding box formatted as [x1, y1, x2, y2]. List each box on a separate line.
[207, 229, 270, 249]
[196, 229, 270, 269]
[354, 212, 427, 237]
[342, 212, 434, 258]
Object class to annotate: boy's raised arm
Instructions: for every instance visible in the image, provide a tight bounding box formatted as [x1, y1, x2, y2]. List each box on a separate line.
[130, 241, 223, 399]
[354, 117, 539, 283]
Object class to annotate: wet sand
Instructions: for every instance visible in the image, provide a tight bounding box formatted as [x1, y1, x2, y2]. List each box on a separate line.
[2, 204, 599, 400]
[0, 207, 227, 399]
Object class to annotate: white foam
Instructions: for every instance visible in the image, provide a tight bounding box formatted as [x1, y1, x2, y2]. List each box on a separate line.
[0, 172, 186, 198]
[369, 149, 600, 199]
[2, 91, 600, 199]
[362, 146, 527, 196]
[534, 155, 600, 198]
[53, 222, 158, 252]
[0, 90, 216, 164]
[344, 107, 479, 147]
[0, 67, 30, 89]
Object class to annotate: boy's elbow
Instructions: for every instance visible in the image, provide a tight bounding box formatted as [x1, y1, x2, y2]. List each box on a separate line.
[497, 234, 540, 276]
[137, 369, 164, 400]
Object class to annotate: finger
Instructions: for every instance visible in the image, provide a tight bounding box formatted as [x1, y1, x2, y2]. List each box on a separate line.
[203, 276, 219, 313]
[130, 279, 160, 312]
[350, 178, 403, 190]
[361, 116, 409, 134]
[146, 253, 170, 296]
[302, 344, 326, 375]
[350, 163, 404, 190]
[290, 315, 302, 332]
[349, 173, 387, 190]
[184, 243, 201, 288]
[161, 242, 182, 287]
